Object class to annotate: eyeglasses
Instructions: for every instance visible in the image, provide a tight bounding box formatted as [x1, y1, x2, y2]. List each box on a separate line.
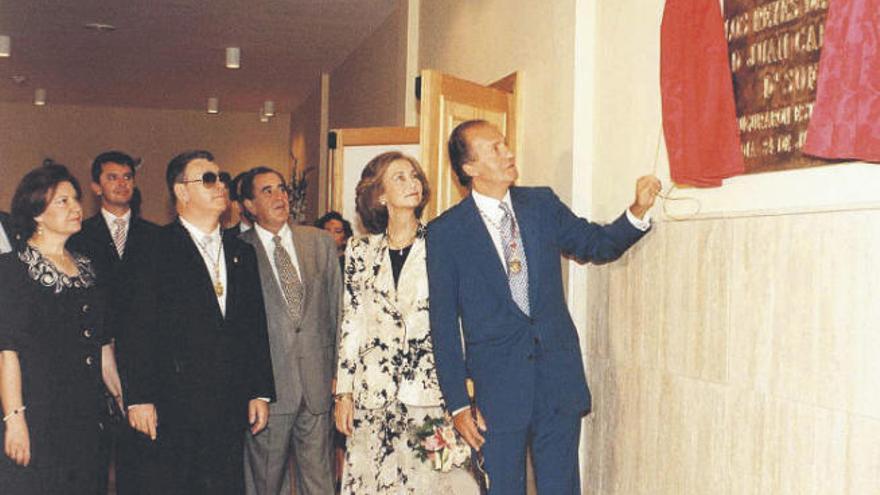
[179, 171, 231, 188]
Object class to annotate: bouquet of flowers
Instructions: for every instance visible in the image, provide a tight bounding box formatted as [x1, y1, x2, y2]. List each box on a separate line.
[412, 416, 471, 472]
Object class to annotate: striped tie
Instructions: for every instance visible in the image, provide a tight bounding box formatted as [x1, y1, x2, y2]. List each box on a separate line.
[498, 202, 530, 315]
[273, 235, 304, 320]
[112, 218, 127, 258]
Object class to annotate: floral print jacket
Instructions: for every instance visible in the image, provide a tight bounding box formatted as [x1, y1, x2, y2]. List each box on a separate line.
[335, 226, 444, 410]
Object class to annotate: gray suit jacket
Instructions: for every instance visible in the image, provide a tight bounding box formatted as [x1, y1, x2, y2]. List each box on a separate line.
[240, 222, 342, 415]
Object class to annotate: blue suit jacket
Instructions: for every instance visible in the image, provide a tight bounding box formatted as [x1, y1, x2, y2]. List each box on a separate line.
[426, 186, 647, 432]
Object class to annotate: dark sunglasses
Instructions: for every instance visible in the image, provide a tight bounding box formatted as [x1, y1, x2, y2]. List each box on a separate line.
[179, 171, 232, 188]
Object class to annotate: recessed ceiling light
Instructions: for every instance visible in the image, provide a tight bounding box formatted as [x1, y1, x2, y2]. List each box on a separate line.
[10, 75, 27, 85]
[34, 88, 47, 106]
[0, 35, 10, 57]
[83, 23, 116, 33]
[226, 47, 240, 69]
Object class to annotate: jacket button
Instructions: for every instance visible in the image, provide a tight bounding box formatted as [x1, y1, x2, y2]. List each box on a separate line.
[85, 356, 94, 366]
[527, 354, 534, 361]
[83, 328, 93, 338]
[533, 337, 540, 345]
[295, 327, 302, 334]
[82, 304, 90, 313]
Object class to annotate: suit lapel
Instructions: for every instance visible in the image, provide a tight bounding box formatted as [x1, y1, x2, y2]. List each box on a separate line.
[510, 188, 541, 312]
[90, 214, 120, 263]
[461, 195, 523, 314]
[394, 225, 427, 315]
[368, 233, 399, 315]
[171, 220, 225, 322]
[222, 234, 239, 320]
[241, 228, 289, 314]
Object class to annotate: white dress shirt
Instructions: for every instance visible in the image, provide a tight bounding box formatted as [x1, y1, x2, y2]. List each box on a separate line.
[253, 222, 302, 295]
[101, 207, 132, 233]
[179, 216, 227, 316]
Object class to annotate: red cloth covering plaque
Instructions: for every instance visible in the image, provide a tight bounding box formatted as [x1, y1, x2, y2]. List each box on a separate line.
[661, 0, 745, 187]
[804, 0, 880, 162]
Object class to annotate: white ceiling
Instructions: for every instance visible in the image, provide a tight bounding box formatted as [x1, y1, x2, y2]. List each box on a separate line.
[0, 0, 397, 114]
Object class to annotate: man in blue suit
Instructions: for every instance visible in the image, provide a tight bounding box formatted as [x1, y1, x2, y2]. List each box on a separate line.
[427, 120, 660, 494]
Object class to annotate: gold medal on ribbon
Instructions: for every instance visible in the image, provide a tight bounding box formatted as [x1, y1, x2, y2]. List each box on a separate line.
[508, 258, 522, 274]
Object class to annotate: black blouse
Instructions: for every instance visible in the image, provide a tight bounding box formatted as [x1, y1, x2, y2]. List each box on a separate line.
[388, 245, 412, 288]
[0, 246, 109, 464]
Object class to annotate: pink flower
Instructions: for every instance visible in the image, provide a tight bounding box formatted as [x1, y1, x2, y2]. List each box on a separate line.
[423, 435, 443, 451]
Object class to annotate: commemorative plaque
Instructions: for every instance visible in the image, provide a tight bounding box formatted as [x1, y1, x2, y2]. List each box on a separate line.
[725, 0, 833, 173]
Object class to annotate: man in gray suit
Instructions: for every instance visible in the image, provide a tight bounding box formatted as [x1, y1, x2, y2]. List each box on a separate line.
[239, 166, 340, 495]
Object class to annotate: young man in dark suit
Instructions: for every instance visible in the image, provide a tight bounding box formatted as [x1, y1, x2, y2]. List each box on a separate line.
[67, 151, 161, 494]
[124, 150, 276, 495]
[427, 120, 661, 494]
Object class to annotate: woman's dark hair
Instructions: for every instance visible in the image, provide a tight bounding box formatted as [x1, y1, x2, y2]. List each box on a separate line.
[11, 163, 82, 241]
[355, 152, 430, 235]
[314, 211, 353, 240]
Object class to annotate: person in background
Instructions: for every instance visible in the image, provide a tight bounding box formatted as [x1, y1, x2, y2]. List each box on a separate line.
[223, 171, 254, 240]
[334, 152, 478, 494]
[0, 164, 117, 494]
[314, 211, 352, 274]
[67, 150, 161, 494]
[123, 150, 275, 494]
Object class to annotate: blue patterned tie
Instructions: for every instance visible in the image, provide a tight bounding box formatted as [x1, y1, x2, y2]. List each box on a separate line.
[498, 202, 530, 315]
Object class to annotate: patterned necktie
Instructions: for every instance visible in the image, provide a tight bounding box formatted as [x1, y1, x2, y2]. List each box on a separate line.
[273, 235, 304, 320]
[498, 202, 530, 315]
[112, 218, 127, 257]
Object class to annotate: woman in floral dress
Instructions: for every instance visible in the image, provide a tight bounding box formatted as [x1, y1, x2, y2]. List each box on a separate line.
[334, 152, 477, 494]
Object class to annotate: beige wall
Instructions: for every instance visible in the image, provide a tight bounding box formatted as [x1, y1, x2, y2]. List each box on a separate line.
[584, 1, 880, 493]
[290, 81, 324, 222]
[0, 102, 290, 224]
[420, 0, 577, 202]
[329, 0, 409, 129]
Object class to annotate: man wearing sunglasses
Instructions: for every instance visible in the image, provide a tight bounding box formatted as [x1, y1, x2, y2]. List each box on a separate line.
[122, 150, 276, 495]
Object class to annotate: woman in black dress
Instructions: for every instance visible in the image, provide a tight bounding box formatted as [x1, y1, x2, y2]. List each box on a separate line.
[0, 164, 112, 494]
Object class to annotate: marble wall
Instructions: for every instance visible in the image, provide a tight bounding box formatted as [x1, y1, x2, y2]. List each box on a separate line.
[583, 209, 880, 494]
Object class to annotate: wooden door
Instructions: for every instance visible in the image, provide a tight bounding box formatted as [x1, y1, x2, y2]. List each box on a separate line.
[418, 69, 518, 219]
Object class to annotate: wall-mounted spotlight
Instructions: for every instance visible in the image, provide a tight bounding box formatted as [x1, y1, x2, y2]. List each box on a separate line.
[259, 108, 269, 123]
[0, 35, 10, 57]
[207, 97, 219, 114]
[263, 100, 275, 117]
[226, 47, 240, 69]
[34, 88, 47, 106]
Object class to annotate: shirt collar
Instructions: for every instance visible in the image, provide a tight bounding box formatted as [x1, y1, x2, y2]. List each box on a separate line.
[254, 221, 291, 248]
[101, 208, 131, 226]
[472, 189, 513, 222]
[178, 215, 221, 244]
